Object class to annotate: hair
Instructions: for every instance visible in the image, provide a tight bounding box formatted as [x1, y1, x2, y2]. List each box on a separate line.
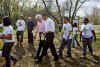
[84, 18, 89, 22]
[35, 14, 42, 20]
[28, 17, 32, 20]
[73, 23, 77, 27]
[3, 16, 11, 26]
[64, 17, 69, 21]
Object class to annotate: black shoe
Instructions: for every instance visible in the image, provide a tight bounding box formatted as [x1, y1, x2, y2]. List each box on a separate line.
[34, 56, 39, 59]
[13, 58, 18, 65]
[66, 55, 72, 57]
[72, 46, 75, 48]
[54, 57, 59, 61]
[35, 59, 42, 64]
[59, 54, 63, 59]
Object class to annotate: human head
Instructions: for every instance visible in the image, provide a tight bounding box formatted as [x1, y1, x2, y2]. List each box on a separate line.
[64, 17, 69, 24]
[28, 17, 32, 22]
[84, 18, 89, 25]
[73, 23, 77, 27]
[42, 13, 48, 20]
[35, 14, 42, 22]
[3, 16, 11, 26]
[20, 15, 24, 19]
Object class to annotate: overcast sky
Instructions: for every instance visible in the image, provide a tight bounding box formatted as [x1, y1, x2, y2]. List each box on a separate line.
[75, 0, 100, 17]
[31, 0, 100, 17]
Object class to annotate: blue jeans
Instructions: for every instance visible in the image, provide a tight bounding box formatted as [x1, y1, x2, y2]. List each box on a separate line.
[82, 37, 93, 56]
[59, 38, 72, 56]
[72, 34, 80, 47]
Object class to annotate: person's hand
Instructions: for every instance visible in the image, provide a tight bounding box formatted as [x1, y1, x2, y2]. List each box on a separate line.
[19, 23, 22, 26]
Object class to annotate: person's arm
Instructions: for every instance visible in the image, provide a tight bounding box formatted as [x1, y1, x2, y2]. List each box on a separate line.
[92, 30, 96, 41]
[90, 24, 96, 41]
[34, 22, 39, 39]
[16, 20, 19, 27]
[23, 21, 26, 30]
[61, 24, 64, 35]
[80, 25, 83, 42]
[0, 34, 12, 40]
[80, 31, 82, 42]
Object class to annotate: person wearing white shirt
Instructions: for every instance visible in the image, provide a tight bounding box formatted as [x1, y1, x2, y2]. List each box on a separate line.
[59, 17, 72, 58]
[45, 17, 55, 32]
[72, 23, 80, 48]
[0, 17, 16, 67]
[16, 15, 25, 47]
[80, 18, 96, 57]
[37, 14, 59, 62]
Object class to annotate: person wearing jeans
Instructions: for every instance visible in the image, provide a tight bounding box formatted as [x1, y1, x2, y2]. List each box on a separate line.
[80, 18, 96, 57]
[59, 17, 72, 58]
[59, 38, 72, 57]
[82, 37, 93, 56]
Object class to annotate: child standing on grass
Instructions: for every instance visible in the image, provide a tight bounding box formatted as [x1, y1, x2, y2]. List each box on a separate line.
[0, 16, 16, 67]
[72, 23, 80, 48]
[80, 18, 96, 57]
[59, 17, 72, 58]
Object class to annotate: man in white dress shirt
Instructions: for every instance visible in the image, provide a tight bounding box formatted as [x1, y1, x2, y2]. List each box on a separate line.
[16, 15, 25, 46]
[37, 14, 59, 62]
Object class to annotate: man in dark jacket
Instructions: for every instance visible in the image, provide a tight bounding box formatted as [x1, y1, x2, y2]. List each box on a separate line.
[27, 17, 34, 45]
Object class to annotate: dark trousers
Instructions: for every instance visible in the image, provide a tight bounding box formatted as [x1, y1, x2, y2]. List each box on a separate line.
[39, 32, 58, 61]
[35, 33, 45, 58]
[59, 38, 72, 56]
[16, 31, 24, 43]
[28, 31, 33, 44]
[2, 42, 14, 67]
[82, 37, 93, 56]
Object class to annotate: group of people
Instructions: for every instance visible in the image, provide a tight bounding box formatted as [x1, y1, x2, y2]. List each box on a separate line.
[0, 13, 96, 67]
